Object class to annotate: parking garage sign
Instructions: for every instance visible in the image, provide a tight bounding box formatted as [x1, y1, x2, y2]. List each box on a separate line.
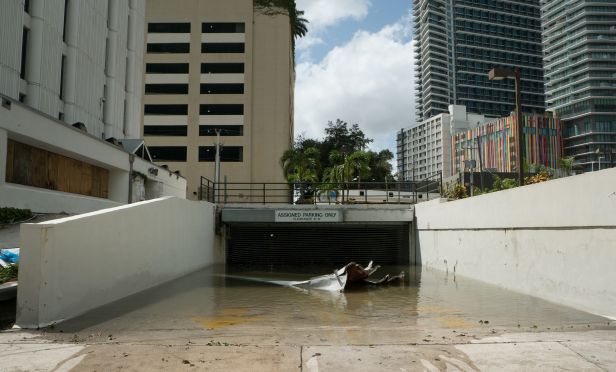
[275, 210, 342, 223]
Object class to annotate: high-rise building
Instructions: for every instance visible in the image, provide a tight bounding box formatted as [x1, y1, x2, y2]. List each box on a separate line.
[143, 0, 294, 199]
[541, 0, 616, 172]
[413, 0, 546, 122]
[0, 0, 145, 139]
[397, 105, 485, 180]
[1, 0, 185, 214]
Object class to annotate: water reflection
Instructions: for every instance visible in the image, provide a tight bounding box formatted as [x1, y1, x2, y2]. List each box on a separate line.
[50, 264, 608, 344]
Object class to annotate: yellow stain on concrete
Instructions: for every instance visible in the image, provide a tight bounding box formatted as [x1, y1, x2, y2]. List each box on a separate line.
[415, 305, 473, 329]
[417, 305, 457, 315]
[193, 308, 264, 330]
[436, 316, 474, 329]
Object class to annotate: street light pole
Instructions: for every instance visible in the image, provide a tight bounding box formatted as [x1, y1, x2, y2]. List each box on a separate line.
[489, 67, 524, 186]
[514, 68, 524, 187]
[214, 129, 222, 203]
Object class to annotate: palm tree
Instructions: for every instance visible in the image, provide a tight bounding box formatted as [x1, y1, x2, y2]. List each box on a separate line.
[292, 9, 309, 38]
[280, 147, 320, 203]
[321, 150, 347, 202]
[347, 151, 370, 190]
[322, 150, 370, 203]
[253, 0, 309, 53]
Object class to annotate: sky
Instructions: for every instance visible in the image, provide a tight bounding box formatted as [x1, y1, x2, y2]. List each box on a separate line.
[294, 0, 414, 154]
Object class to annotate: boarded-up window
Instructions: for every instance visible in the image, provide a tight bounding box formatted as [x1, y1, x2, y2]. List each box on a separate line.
[5, 140, 109, 198]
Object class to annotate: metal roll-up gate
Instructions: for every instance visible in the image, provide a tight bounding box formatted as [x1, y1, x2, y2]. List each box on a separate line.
[226, 223, 409, 266]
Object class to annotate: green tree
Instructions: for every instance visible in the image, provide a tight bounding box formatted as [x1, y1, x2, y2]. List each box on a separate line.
[254, 0, 308, 52]
[367, 149, 394, 182]
[323, 119, 373, 153]
[322, 150, 370, 202]
[347, 151, 371, 189]
[280, 147, 320, 203]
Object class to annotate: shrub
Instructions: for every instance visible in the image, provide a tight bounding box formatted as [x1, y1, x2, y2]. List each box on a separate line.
[0, 264, 18, 284]
[446, 183, 467, 199]
[525, 171, 552, 185]
[0, 207, 33, 225]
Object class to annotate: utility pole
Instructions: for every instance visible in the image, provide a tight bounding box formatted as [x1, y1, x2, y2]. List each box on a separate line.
[476, 125, 484, 192]
[214, 129, 222, 204]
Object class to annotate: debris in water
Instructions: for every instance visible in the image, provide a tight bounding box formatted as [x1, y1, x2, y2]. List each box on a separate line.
[292, 261, 405, 292]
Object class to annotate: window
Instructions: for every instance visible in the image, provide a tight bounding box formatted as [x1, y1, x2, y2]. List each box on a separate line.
[60, 55, 66, 100]
[149, 146, 187, 162]
[148, 23, 191, 33]
[144, 126, 188, 136]
[199, 146, 243, 162]
[200, 84, 244, 94]
[24, 0, 30, 13]
[201, 43, 245, 53]
[146, 63, 189, 74]
[20, 28, 28, 79]
[147, 43, 190, 53]
[200, 104, 243, 115]
[62, 0, 69, 42]
[199, 125, 243, 136]
[144, 104, 188, 115]
[145, 84, 189, 94]
[201, 63, 244, 74]
[202, 23, 245, 33]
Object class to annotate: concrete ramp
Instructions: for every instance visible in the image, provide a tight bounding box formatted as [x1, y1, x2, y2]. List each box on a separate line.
[17, 197, 219, 328]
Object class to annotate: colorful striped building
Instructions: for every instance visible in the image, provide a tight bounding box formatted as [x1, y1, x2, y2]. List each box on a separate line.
[451, 114, 563, 175]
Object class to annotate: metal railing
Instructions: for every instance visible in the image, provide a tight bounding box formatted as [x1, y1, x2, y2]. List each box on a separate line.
[199, 172, 442, 205]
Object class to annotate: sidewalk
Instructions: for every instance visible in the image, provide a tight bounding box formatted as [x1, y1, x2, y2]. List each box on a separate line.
[1, 329, 615, 371]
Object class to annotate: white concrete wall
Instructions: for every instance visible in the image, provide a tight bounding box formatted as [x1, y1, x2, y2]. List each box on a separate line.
[414, 168, 616, 319]
[0, 183, 121, 214]
[133, 157, 187, 199]
[17, 197, 219, 328]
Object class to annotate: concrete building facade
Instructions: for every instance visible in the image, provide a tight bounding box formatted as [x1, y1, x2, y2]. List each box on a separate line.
[413, 0, 546, 121]
[0, 0, 145, 139]
[397, 105, 485, 180]
[451, 113, 563, 174]
[143, 0, 294, 199]
[541, 0, 616, 172]
[0, 0, 186, 213]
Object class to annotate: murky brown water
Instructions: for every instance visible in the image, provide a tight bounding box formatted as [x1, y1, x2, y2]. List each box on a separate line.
[48, 265, 610, 345]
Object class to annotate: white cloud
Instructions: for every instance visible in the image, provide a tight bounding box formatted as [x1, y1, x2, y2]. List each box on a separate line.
[296, 0, 371, 32]
[295, 21, 415, 152]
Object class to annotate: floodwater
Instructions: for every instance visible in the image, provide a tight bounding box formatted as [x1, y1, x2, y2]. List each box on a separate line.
[48, 264, 610, 345]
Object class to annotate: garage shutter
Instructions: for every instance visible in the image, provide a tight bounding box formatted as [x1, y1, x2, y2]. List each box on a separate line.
[227, 224, 409, 266]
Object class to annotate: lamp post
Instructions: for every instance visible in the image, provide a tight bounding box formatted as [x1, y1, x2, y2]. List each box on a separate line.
[214, 129, 222, 203]
[489, 67, 524, 186]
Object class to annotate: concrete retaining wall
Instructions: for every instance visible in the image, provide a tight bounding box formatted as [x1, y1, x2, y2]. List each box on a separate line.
[0, 183, 122, 214]
[16, 197, 219, 328]
[414, 168, 616, 319]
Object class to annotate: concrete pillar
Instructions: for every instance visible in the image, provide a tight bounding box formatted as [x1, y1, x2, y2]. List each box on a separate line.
[104, 0, 119, 139]
[124, 0, 139, 139]
[62, 0, 79, 127]
[0, 128, 8, 184]
[24, 0, 44, 108]
[108, 168, 129, 204]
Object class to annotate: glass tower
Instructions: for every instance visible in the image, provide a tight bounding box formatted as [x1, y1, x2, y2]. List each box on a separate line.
[414, 0, 546, 122]
[541, 0, 616, 172]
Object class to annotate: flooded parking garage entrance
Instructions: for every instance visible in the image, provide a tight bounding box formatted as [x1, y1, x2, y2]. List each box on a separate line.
[49, 264, 610, 346]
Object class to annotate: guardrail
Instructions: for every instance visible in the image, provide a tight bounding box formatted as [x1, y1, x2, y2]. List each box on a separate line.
[199, 172, 442, 205]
